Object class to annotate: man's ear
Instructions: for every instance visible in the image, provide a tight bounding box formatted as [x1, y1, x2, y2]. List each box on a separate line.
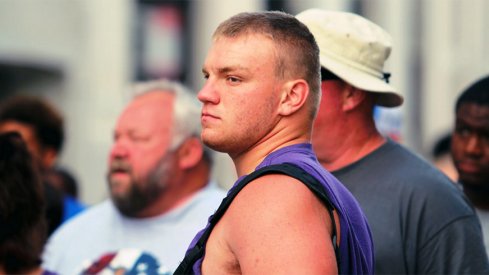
[342, 84, 367, 111]
[177, 137, 204, 170]
[278, 80, 309, 116]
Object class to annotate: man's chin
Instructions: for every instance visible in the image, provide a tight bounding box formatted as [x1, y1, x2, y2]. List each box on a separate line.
[109, 180, 130, 198]
[202, 137, 237, 154]
[112, 198, 139, 217]
[109, 190, 130, 209]
[109, 188, 124, 199]
[460, 174, 488, 189]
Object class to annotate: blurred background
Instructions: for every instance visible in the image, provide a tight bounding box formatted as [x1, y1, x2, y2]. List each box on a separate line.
[1, 0, 488, 205]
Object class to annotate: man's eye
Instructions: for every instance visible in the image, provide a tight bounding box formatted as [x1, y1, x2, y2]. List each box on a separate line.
[227, 76, 241, 84]
[131, 135, 149, 142]
[456, 127, 471, 137]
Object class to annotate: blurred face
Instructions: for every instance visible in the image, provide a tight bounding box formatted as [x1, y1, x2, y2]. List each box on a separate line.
[311, 80, 346, 161]
[198, 34, 283, 157]
[107, 92, 176, 216]
[451, 102, 489, 187]
[0, 121, 44, 168]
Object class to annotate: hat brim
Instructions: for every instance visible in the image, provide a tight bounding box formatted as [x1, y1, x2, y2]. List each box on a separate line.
[320, 54, 404, 107]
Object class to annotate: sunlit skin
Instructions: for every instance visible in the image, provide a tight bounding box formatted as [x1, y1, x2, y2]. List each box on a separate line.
[197, 33, 337, 274]
[199, 34, 315, 176]
[198, 35, 285, 167]
[451, 103, 489, 209]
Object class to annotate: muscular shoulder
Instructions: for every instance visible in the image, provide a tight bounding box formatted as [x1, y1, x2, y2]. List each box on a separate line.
[220, 174, 336, 273]
[343, 142, 477, 236]
[233, 174, 326, 214]
[384, 146, 473, 215]
[340, 142, 468, 205]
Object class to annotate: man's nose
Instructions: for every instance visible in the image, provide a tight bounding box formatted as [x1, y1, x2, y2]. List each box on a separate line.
[109, 139, 129, 159]
[198, 78, 220, 104]
[465, 135, 483, 157]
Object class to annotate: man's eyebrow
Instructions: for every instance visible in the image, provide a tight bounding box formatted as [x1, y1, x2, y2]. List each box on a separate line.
[218, 66, 250, 74]
[202, 66, 250, 75]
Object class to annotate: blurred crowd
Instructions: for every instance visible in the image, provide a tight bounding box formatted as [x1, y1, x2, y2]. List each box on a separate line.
[1, 7, 488, 275]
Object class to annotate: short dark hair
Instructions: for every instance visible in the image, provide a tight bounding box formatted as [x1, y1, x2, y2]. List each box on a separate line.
[0, 95, 64, 153]
[432, 134, 451, 159]
[0, 132, 46, 273]
[213, 11, 321, 119]
[455, 75, 489, 112]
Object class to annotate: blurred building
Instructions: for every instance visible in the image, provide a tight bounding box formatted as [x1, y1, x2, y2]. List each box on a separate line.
[1, 0, 488, 203]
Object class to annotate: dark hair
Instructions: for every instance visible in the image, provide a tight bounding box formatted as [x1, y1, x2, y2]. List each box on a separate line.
[455, 75, 489, 112]
[432, 134, 452, 158]
[0, 132, 46, 273]
[0, 95, 64, 153]
[321, 67, 340, 81]
[213, 11, 321, 119]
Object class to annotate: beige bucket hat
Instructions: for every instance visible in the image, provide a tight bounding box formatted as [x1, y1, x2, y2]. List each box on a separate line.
[296, 9, 404, 107]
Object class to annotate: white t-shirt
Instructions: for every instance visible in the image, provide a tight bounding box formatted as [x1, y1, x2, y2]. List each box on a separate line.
[42, 183, 226, 275]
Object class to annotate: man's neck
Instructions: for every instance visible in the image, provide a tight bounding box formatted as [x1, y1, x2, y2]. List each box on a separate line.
[230, 105, 313, 177]
[232, 131, 310, 177]
[135, 163, 211, 218]
[319, 128, 386, 172]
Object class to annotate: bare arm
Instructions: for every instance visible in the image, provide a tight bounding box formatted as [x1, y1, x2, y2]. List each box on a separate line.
[224, 174, 338, 274]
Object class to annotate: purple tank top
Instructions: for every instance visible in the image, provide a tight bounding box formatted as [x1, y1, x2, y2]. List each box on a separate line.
[184, 143, 374, 274]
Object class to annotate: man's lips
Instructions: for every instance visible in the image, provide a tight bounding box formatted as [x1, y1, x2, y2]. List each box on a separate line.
[110, 170, 130, 181]
[457, 161, 480, 174]
[109, 161, 131, 179]
[201, 111, 220, 121]
[111, 170, 128, 175]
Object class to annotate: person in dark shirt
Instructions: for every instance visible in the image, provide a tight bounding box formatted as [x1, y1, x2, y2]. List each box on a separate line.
[297, 8, 489, 273]
[451, 75, 489, 254]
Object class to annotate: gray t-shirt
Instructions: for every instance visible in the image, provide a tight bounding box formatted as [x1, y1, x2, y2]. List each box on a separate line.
[476, 208, 489, 255]
[333, 140, 489, 274]
[457, 184, 489, 257]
